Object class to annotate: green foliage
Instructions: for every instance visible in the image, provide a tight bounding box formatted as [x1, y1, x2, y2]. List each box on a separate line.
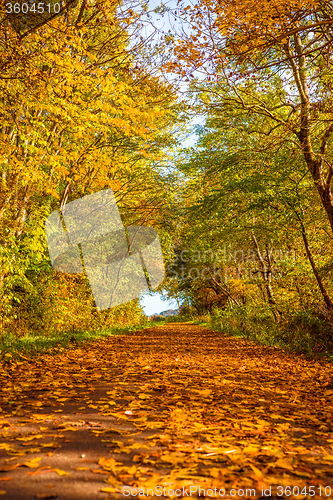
[0, 320, 157, 361]
[161, 70, 333, 331]
[1, 266, 147, 337]
[205, 305, 333, 358]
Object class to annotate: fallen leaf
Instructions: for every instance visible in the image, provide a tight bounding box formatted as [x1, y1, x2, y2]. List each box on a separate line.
[17, 434, 43, 441]
[23, 457, 42, 468]
[250, 464, 263, 478]
[52, 469, 69, 476]
[28, 467, 52, 476]
[0, 464, 21, 472]
[272, 458, 294, 471]
[98, 457, 121, 470]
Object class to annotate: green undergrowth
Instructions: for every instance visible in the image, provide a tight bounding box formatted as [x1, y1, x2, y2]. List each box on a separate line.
[163, 315, 194, 323]
[195, 304, 333, 361]
[0, 319, 166, 361]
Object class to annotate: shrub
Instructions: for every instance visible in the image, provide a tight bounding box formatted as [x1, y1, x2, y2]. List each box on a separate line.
[207, 303, 333, 357]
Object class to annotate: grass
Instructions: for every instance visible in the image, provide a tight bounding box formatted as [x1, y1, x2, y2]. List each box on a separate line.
[0, 318, 167, 361]
[162, 314, 194, 323]
[9, 307, 330, 363]
[192, 305, 333, 361]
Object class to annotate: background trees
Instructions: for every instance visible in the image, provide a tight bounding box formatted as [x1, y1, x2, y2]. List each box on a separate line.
[161, 75, 333, 321]
[0, 0, 183, 333]
[2, 0, 333, 354]
[155, 1, 333, 324]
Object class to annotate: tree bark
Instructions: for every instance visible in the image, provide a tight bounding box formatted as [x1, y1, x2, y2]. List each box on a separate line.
[285, 34, 333, 234]
[251, 232, 275, 305]
[300, 226, 333, 310]
[289, 200, 333, 311]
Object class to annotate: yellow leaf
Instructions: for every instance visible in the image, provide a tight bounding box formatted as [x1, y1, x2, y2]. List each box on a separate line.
[17, 434, 43, 441]
[159, 451, 185, 465]
[127, 465, 137, 475]
[250, 464, 263, 478]
[272, 458, 294, 471]
[210, 468, 221, 479]
[244, 445, 260, 454]
[40, 442, 59, 448]
[23, 457, 41, 468]
[98, 457, 121, 469]
[0, 444, 12, 450]
[53, 468, 69, 476]
[0, 464, 21, 472]
[197, 389, 212, 397]
[138, 393, 150, 399]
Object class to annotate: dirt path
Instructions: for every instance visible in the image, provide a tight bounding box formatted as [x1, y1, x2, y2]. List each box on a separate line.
[1, 323, 333, 499]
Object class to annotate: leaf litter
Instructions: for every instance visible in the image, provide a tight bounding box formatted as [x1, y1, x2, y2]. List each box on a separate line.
[0, 323, 333, 497]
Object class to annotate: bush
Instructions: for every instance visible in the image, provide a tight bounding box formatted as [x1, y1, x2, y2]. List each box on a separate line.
[206, 303, 333, 357]
[1, 264, 147, 338]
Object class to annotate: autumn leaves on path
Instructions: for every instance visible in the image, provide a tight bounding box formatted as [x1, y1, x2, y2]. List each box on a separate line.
[1, 324, 333, 499]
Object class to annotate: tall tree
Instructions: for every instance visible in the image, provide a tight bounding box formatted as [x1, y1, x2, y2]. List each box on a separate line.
[166, 1, 333, 237]
[0, 0, 182, 326]
[164, 92, 333, 313]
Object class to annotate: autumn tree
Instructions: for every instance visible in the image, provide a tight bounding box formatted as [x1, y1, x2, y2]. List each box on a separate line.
[0, 0, 183, 331]
[162, 89, 333, 316]
[158, 0, 333, 308]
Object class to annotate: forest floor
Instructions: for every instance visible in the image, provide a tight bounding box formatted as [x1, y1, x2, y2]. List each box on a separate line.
[1, 323, 333, 499]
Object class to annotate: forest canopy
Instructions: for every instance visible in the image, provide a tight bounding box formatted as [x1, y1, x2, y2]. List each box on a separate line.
[1, 0, 333, 356]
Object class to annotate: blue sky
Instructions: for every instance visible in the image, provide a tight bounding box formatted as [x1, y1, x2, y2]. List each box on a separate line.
[138, 123, 201, 317]
[140, 292, 178, 316]
[135, 3, 203, 318]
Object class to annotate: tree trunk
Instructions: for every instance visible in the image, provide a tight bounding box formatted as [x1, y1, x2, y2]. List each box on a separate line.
[299, 218, 333, 310]
[285, 34, 333, 234]
[251, 232, 275, 305]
